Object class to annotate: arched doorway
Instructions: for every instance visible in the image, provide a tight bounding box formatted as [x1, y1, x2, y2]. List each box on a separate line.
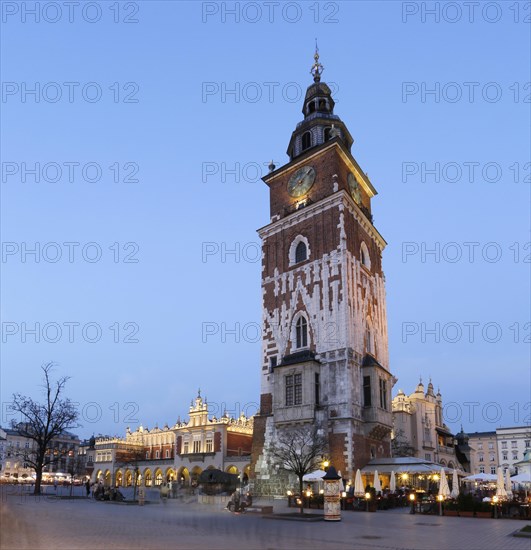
[243, 464, 251, 484]
[191, 466, 202, 488]
[144, 469, 152, 487]
[115, 470, 123, 487]
[104, 470, 111, 486]
[178, 467, 189, 486]
[95, 470, 103, 482]
[125, 470, 132, 487]
[226, 465, 239, 475]
[154, 469, 163, 486]
[165, 468, 176, 482]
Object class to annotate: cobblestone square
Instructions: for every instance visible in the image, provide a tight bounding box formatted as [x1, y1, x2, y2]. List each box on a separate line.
[1, 487, 530, 550]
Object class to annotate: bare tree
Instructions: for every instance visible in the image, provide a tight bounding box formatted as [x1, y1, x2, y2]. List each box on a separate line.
[268, 424, 328, 514]
[391, 428, 416, 458]
[10, 362, 80, 495]
[114, 444, 145, 501]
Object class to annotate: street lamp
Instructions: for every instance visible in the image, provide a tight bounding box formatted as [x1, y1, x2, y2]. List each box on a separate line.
[409, 493, 416, 514]
[365, 491, 371, 512]
[492, 495, 499, 519]
[437, 494, 444, 516]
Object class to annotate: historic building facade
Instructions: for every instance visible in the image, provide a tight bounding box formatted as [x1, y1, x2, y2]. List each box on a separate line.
[0, 425, 80, 481]
[251, 52, 396, 493]
[391, 380, 466, 470]
[467, 431, 499, 475]
[92, 392, 253, 487]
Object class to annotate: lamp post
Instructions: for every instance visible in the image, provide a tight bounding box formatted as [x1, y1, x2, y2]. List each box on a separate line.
[492, 495, 499, 519]
[437, 494, 444, 516]
[365, 491, 371, 512]
[409, 492, 416, 514]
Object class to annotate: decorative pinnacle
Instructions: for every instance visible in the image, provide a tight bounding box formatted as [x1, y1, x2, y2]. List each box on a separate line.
[310, 40, 324, 83]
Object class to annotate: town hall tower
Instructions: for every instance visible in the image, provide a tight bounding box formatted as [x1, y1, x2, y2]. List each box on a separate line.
[251, 51, 395, 493]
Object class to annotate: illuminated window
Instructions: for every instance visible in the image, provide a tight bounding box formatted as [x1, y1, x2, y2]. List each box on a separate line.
[183, 442, 189, 454]
[206, 439, 213, 453]
[193, 440, 201, 453]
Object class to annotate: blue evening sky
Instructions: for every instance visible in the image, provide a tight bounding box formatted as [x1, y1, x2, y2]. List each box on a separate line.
[1, 1, 529, 439]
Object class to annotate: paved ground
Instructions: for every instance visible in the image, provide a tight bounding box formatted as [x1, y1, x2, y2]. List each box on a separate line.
[1, 485, 530, 550]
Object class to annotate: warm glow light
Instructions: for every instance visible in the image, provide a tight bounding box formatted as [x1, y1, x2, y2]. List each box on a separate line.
[305, 490, 312, 497]
[287, 490, 292, 496]
[365, 492, 371, 500]
[319, 489, 324, 495]
[437, 495, 444, 502]
[433, 474, 439, 481]
[401, 474, 408, 480]
[323, 460, 330, 468]
[341, 491, 347, 498]
[409, 493, 416, 501]
[492, 496, 499, 503]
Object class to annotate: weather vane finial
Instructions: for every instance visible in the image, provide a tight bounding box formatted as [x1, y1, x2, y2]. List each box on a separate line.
[310, 39, 324, 83]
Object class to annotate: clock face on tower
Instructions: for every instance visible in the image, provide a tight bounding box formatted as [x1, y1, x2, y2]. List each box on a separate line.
[287, 165, 316, 198]
[348, 172, 362, 205]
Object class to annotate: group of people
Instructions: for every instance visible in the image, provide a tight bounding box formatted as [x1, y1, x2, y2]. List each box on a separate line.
[90, 480, 125, 501]
[226, 490, 252, 513]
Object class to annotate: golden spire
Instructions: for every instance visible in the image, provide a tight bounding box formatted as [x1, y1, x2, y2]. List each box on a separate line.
[310, 39, 324, 83]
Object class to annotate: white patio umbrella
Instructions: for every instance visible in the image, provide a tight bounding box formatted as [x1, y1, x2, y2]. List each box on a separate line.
[450, 469, 459, 499]
[302, 470, 326, 482]
[373, 470, 382, 493]
[389, 470, 396, 493]
[511, 472, 531, 484]
[438, 468, 451, 498]
[505, 469, 513, 499]
[462, 473, 497, 482]
[495, 467, 507, 499]
[354, 469, 365, 497]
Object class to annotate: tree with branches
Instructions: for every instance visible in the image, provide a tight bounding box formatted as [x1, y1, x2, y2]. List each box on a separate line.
[268, 424, 328, 514]
[10, 362, 80, 495]
[114, 444, 145, 501]
[391, 428, 416, 458]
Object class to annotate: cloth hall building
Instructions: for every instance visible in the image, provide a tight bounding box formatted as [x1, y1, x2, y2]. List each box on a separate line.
[92, 392, 253, 488]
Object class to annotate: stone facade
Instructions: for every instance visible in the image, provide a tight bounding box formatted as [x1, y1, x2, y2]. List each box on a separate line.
[251, 57, 395, 494]
[92, 392, 253, 488]
[392, 380, 464, 469]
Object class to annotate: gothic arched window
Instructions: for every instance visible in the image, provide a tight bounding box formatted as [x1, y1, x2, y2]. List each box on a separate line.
[360, 241, 371, 270]
[295, 316, 308, 349]
[295, 241, 307, 263]
[308, 101, 316, 114]
[302, 132, 311, 151]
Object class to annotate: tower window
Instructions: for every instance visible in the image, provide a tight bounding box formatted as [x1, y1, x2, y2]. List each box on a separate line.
[269, 356, 277, 372]
[295, 241, 307, 263]
[315, 373, 320, 406]
[295, 316, 308, 349]
[363, 376, 372, 407]
[318, 99, 327, 110]
[302, 132, 311, 151]
[379, 378, 388, 410]
[285, 374, 302, 406]
[360, 242, 371, 269]
[324, 127, 331, 141]
[366, 330, 373, 354]
[308, 101, 316, 114]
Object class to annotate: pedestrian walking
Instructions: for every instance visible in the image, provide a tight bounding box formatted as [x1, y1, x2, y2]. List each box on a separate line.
[85, 479, 91, 497]
[53, 478, 58, 492]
